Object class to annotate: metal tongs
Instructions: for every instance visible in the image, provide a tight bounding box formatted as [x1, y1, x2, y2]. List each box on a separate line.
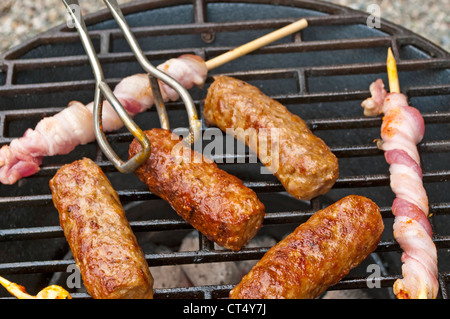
[62, 0, 199, 173]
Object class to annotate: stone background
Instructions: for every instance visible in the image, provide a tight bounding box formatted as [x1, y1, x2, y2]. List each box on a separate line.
[0, 0, 449, 54]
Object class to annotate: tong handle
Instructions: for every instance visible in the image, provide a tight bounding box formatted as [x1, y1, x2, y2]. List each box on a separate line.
[103, 0, 200, 145]
[102, 0, 170, 130]
[62, 0, 151, 173]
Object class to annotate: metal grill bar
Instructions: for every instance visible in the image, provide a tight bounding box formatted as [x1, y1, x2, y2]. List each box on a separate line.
[2, 56, 449, 95]
[1, 170, 450, 209]
[2, 203, 450, 242]
[0, 0, 449, 299]
[2, 236, 449, 274]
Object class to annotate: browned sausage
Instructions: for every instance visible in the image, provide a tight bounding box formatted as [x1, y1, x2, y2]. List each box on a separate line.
[128, 128, 265, 251]
[203, 76, 339, 200]
[49, 158, 153, 299]
[229, 195, 384, 299]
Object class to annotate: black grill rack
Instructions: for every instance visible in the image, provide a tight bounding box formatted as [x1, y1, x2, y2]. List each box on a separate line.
[0, 0, 449, 299]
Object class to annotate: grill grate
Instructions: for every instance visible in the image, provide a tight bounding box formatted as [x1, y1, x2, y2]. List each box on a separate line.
[0, 0, 449, 299]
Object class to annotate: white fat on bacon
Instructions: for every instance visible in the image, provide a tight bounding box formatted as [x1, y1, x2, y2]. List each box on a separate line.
[378, 94, 425, 164]
[393, 216, 439, 299]
[0, 54, 208, 184]
[362, 79, 438, 299]
[389, 166, 428, 214]
[361, 79, 388, 116]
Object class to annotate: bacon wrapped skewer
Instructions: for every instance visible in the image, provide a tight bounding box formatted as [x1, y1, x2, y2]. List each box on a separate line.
[361, 49, 438, 299]
[0, 54, 207, 185]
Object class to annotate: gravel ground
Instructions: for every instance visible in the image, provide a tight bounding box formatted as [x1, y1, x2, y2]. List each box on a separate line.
[0, 0, 448, 54]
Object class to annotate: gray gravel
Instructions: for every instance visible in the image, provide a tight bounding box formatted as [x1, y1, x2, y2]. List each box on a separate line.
[0, 0, 448, 54]
[0, 0, 133, 53]
[325, 0, 449, 52]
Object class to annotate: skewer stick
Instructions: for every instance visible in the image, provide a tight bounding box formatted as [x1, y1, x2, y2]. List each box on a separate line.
[0, 275, 31, 299]
[0, 275, 71, 299]
[205, 18, 308, 70]
[387, 47, 400, 93]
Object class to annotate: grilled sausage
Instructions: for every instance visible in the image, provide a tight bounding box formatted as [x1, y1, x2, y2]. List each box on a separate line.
[229, 195, 384, 299]
[203, 76, 339, 200]
[128, 128, 265, 251]
[49, 158, 153, 299]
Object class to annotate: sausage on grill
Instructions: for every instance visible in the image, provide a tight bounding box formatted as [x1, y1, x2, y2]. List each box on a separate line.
[49, 157, 153, 299]
[128, 128, 265, 251]
[229, 195, 384, 299]
[203, 76, 339, 200]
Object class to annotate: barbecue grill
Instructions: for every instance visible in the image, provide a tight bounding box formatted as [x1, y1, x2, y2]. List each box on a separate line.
[0, 0, 449, 299]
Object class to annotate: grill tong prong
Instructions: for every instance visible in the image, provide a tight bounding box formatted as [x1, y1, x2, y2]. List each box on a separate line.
[101, 0, 200, 143]
[62, 0, 199, 173]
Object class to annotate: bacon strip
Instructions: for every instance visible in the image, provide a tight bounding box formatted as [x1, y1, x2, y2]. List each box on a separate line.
[362, 79, 438, 299]
[0, 54, 207, 184]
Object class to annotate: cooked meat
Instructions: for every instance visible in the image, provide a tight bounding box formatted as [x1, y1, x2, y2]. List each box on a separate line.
[229, 195, 384, 299]
[50, 157, 153, 299]
[203, 75, 339, 200]
[128, 128, 265, 251]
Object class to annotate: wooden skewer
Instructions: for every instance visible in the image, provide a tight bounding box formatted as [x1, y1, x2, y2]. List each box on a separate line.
[387, 47, 400, 93]
[0, 275, 71, 299]
[205, 18, 308, 71]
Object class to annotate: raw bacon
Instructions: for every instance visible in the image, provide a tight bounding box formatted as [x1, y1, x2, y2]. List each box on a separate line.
[362, 79, 438, 299]
[0, 54, 208, 184]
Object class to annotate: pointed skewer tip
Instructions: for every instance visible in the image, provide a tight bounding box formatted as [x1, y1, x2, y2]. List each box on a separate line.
[387, 47, 400, 93]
